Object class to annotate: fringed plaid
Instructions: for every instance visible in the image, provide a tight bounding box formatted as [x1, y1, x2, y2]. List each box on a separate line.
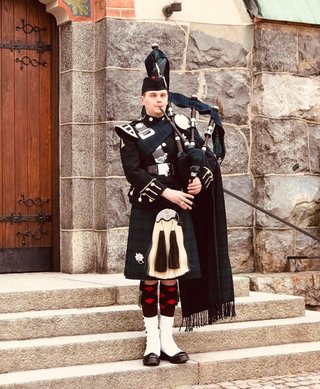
[179, 158, 236, 331]
[181, 302, 236, 332]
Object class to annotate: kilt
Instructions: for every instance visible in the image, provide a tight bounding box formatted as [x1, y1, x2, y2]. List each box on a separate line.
[124, 205, 201, 280]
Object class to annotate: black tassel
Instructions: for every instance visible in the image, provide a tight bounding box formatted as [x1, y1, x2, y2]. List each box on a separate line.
[168, 229, 180, 269]
[154, 229, 167, 272]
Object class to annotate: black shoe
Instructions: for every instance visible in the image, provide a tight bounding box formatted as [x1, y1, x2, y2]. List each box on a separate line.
[160, 350, 189, 364]
[143, 352, 160, 366]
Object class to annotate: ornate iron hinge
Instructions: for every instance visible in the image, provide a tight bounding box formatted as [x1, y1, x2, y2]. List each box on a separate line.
[0, 19, 51, 69]
[16, 19, 47, 35]
[18, 193, 50, 207]
[0, 42, 50, 53]
[0, 213, 51, 224]
[17, 227, 48, 242]
[0, 193, 51, 245]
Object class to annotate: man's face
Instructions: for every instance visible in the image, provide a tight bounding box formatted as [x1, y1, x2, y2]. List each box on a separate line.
[141, 90, 168, 118]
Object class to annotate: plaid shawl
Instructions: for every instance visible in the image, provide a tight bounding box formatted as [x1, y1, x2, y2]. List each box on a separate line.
[178, 158, 235, 331]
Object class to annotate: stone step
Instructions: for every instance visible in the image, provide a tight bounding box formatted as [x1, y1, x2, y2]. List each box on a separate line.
[246, 271, 320, 306]
[1, 341, 320, 388]
[0, 292, 305, 341]
[193, 341, 320, 384]
[0, 310, 319, 374]
[0, 273, 249, 313]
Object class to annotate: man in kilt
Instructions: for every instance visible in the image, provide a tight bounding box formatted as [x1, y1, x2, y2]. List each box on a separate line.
[115, 47, 235, 366]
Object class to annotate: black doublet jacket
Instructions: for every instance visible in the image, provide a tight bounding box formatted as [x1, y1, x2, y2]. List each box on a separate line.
[119, 114, 214, 210]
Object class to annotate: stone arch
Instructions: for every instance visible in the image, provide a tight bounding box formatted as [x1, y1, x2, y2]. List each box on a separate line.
[38, 0, 70, 25]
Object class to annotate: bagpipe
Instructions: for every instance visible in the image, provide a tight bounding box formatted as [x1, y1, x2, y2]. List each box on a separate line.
[144, 44, 225, 181]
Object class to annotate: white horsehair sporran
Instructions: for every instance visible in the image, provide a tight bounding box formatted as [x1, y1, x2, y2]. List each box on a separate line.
[148, 208, 189, 279]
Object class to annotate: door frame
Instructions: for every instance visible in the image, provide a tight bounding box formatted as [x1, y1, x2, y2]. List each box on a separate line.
[51, 16, 60, 272]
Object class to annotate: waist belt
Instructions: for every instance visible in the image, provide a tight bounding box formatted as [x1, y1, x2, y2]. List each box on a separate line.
[146, 163, 174, 176]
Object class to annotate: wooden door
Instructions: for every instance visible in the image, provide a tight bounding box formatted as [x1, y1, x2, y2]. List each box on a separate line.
[0, 0, 58, 272]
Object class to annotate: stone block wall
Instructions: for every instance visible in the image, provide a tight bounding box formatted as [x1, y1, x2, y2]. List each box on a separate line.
[59, 17, 320, 274]
[59, 22, 100, 273]
[251, 22, 320, 273]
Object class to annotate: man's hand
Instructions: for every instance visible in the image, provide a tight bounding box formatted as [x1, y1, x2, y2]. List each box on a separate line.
[187, 177, 202, 195]
[161, 188, 194, 210]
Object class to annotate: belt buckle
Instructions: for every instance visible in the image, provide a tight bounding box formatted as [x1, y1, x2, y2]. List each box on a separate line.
[158, 163, 170, 176]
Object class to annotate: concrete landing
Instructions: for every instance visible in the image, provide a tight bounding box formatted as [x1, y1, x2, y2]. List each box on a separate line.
[0, 272, 249, 313]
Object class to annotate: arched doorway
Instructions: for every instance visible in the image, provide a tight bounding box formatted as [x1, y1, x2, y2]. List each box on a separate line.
[0, 0, 59, 272]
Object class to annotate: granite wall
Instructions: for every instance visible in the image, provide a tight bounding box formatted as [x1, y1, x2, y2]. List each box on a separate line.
[59, 18, 320, 274]
[252, 23, 320, 273]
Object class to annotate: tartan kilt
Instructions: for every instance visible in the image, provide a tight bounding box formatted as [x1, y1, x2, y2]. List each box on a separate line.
[124, 205, 201, 280]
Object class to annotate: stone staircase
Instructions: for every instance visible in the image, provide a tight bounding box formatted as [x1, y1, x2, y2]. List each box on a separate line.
[0, 272, 320, 388]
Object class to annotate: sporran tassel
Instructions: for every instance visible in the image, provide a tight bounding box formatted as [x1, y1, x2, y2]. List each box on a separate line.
[168, 223, 180, 269]
[154, 224, 167, 272]
[148, 209, 189, 279]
